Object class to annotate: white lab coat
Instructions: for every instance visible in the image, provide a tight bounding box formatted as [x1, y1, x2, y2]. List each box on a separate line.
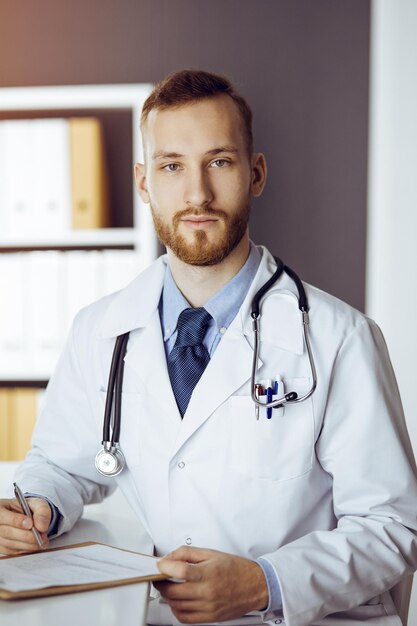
[15, 247, 417, 626]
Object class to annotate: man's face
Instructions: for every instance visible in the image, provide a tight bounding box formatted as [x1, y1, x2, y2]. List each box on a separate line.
[136, 95, 265, 266]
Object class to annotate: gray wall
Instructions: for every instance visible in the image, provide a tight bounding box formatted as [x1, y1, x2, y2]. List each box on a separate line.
[0, 0, 370, 310]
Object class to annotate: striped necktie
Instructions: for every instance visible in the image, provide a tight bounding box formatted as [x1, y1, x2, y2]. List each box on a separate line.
[167, 307, 212, 417]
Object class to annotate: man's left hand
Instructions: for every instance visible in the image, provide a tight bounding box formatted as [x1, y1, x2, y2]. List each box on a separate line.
[154, 545, 269, 624]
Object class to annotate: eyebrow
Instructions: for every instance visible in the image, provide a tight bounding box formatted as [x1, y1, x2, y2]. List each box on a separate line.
[152, 146, 239, 160]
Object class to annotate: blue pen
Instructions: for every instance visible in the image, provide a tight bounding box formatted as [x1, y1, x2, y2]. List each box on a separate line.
[266, 386, 273, 419]
[274, 379, 279, 394]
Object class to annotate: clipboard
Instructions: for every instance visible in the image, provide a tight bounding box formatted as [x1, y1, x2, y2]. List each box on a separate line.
[0, 541, 167, 601]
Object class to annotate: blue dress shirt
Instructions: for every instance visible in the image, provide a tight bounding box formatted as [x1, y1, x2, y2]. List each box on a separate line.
[159, 242, 261, 358]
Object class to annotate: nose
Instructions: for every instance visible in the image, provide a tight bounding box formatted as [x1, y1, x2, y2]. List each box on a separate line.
[183, 167, 214, 208]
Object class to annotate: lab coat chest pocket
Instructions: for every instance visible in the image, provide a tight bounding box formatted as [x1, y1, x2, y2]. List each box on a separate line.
[230, 378, 314, 481]
[99, 390, 143, 468]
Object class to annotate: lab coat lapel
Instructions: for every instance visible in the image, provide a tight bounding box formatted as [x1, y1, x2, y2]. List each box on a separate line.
[100, 256, 167, 339]
[174, 322, 257, 452]
[123, 311, 181, 428]
[99, 255, 181, 432]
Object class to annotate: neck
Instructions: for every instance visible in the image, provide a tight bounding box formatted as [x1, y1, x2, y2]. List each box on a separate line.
[167, 235, 250, 307]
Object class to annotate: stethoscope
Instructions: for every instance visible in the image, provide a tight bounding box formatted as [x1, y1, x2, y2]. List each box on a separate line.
[95, 257, 317, 477]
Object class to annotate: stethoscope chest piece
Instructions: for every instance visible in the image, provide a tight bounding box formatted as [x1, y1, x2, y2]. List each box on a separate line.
[95, 443, 126, 477]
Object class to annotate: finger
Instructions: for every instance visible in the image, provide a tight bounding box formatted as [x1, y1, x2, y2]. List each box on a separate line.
[28, 498, 52, 533]
[0, 539, 41, 554]
[154, 581, 201, 601]
[157, 558, 202, 582]
[169, 599, 208, 614]
[155, 592, 215, 624]
[0, 529, 45, 554]
[0, 523, 49, 548]
[164, 545, 216, 564]
[0, 536, 49, 555]
[0, 500, 33, 530]
[170, 607, 213, 625]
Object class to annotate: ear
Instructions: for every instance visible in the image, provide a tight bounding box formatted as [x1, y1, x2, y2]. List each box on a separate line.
[134, 163, 150, 204]
[250, 153, 267, 197]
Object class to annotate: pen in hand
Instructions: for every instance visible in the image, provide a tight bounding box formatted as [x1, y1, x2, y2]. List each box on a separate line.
[13, 482, 45, 549]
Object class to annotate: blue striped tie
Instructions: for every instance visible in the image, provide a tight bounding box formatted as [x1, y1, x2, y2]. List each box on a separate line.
[167, 307, 212, 417]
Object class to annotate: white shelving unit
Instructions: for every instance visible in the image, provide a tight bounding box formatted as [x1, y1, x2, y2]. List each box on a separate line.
[0, 84, 157, 385]
[0, 228, 137, 249]
[0, 83, 157, 259]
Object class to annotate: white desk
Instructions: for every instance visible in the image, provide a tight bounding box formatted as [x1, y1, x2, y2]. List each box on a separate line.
[0, 463, 154, 626]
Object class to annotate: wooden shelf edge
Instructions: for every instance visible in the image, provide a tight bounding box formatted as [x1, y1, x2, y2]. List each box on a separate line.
[0, 380, 48, 389]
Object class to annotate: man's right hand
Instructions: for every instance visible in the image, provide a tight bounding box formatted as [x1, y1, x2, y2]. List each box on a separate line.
[0, 497, 51, 554]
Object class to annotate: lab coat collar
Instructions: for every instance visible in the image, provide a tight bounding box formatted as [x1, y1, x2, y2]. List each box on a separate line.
[99, 247, 304, 356]
[99, 256, 167, 338]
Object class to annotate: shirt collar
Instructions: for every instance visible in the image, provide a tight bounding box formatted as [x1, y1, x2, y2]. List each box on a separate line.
[160, 242, 261, 340]
[160, 266, 190, 341]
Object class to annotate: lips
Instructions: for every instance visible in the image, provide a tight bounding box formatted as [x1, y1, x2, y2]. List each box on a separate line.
[173, 207, 227, 229]
[181, 216, 218, 223]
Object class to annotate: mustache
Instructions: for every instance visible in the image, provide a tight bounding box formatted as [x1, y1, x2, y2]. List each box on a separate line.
[173, 206, 228, 227]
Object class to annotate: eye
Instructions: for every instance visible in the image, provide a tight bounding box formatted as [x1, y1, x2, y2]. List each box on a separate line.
[210, 159, 230, 168]
[162, 163, 181, 172]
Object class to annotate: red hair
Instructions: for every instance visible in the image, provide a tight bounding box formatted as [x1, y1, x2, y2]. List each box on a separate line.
[141, 69, 253, 154]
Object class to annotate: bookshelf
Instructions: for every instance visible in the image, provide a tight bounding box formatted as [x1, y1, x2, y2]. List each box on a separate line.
[0, 84, 156, 256]
[0, 84, 158, 378]
[0, 85, 158, 459]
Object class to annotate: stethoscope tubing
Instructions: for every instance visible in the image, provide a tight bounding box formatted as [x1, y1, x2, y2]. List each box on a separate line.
[250, 258, 317, 409]
[102, 331, 129, 444]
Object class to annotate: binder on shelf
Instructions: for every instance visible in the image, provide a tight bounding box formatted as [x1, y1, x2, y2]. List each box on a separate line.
[0, 390, 11, 461]
[27, 252, 66, 377]
[33, 118, 72, 234]
[0, 123, 7, 235]
[0, 388, 38, 461]
[0, 254, 27, 377]
[102, 250, 143, 296]
[69, 118, 110, 229]
[1, 120, 37, 236]
[0, 119, 72, 237]
[9, 389, 38, 461]
[66, 250, 104, 327]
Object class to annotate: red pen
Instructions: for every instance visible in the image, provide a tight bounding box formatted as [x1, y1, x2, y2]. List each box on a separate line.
[254, 384, 264, 420]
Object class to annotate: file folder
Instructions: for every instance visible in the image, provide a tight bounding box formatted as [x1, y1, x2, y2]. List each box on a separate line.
[69, 118, 110, 229]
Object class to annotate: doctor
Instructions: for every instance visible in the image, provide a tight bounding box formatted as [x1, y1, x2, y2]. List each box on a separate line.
[1, 69, 417, 626]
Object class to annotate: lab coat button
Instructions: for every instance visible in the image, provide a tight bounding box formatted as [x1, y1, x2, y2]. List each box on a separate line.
[185, 538, 192, 545]
[274, 620, 282, 624]
[178, 461, 185, 469]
